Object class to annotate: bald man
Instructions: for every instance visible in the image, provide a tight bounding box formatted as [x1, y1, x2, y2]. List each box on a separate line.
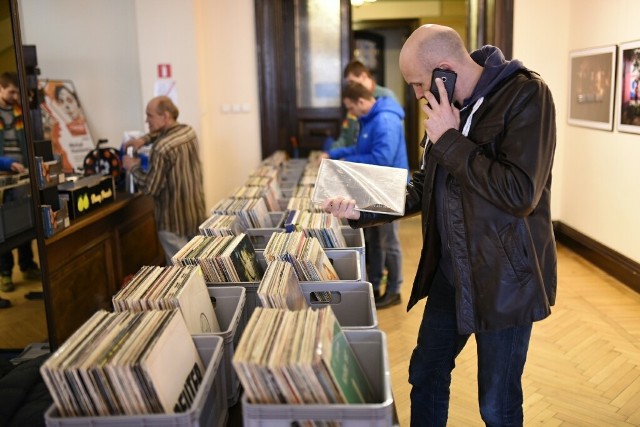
[323, 25, 557, 426]
[123, 96, 206, 263]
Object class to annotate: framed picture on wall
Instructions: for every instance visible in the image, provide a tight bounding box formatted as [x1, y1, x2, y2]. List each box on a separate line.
[568, 45, 617, 131]
[38, 79, 96, 173]
[616, 40, 640, 134]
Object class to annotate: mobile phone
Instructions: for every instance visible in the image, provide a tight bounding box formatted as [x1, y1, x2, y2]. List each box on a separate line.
[430, 68, 457, 104]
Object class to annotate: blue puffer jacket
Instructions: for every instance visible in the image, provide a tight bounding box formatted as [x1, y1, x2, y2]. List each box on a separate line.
[0, 156, 15, 171]
[328, 96, 408, 170]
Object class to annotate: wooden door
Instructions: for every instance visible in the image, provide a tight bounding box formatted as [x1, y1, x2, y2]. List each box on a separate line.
[255, 0, 351, 158]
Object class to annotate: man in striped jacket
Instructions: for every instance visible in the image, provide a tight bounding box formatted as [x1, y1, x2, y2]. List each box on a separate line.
[123, 96, 206, 264]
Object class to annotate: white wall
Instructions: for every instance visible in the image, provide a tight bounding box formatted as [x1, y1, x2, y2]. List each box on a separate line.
[19, 0, 262, 211]
[513, 0, 569, 223]
[19, 0, 144, 149]
[191, 0, 262, 208]
[515, 0, 640, 263]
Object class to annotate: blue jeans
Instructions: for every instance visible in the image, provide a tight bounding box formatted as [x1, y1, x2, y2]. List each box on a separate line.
[364, 222, 403, 294]
[158, 230, 191, 265]
[409, 268, 532, 427]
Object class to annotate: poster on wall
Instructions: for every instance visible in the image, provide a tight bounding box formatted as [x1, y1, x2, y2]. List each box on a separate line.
[38, 79, 96, 173]
[568, 45, 617, 131]
[616, 40, 640, 134]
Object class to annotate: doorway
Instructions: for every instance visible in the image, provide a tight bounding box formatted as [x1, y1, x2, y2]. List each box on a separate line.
[353, 20, 421, 170]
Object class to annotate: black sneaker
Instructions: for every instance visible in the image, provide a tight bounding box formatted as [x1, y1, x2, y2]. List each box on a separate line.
[373, 289, 382, 302]
[375, 292, 401, 309]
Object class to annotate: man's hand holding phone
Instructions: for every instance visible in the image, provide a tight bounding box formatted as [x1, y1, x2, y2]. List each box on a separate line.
[422, 68, 460, 143]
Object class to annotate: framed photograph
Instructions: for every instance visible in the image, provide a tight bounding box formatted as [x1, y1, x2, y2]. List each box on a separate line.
[568, 45, 617, 131]
[38, 79, 96, 173]
[616, 40, 640, 134]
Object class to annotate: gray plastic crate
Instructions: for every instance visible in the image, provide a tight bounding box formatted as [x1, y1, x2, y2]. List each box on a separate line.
[256, 249, 362, 282]
[194, 286, 246, 407]
[300, 281, 377, 330]
[45, 335, 227, 427]
[208, 249, 361, 320]
[241, 329, 393, 427]
[247, 226, 364, 251]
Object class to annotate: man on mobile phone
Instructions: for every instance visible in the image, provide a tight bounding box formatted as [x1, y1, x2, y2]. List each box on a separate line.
[323, 24, 557, 426]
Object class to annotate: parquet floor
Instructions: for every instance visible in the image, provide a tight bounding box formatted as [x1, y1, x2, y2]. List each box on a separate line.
[378, 215, 640, 426]
[2, 218, 640, 427]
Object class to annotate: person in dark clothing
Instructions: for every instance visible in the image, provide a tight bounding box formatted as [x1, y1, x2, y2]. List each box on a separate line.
[0, 72, 40, 295]
[323, 24, 557, 426]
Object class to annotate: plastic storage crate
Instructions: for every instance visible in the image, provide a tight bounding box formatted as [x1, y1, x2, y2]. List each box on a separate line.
[241, 329, 393, 427]
[45, 335, 227, 427]
[195, 286, 246, 407]
[300, 281, 377, 330]
[247, 225, 364, 252]
[208, 249, 362, 319]
[256, 249, 362, 282]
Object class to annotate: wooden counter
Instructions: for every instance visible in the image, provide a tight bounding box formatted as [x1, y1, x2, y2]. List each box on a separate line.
[42, 192, 165, 348]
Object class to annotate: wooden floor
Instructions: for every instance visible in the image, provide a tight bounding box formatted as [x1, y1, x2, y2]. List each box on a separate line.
[378, 215, 640, 426]
[2, 218, 640, 426]
[0, 243, 47, 351]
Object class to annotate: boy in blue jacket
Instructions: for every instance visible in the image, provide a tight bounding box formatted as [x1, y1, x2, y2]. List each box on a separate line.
[325, 82, 409, 308]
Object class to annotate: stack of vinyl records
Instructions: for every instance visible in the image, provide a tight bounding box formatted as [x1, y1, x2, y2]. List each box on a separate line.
[260, 150, 288, 168]
[284, 210, 347, 248]
[198, 214, 242, 237]
[245, 174, 281, 194]
[248, 165, 279, 181]
[292, 185, 314, 198]
[210, 197, 272, 229]
[257, 259, 307, 310]
[286, 197, 324, 213]
[232, 306, 374, 405]
[298, 174, 317, 186]
[41, 309, 204, 416]
[263, 231, 339, 281]
[307, 150, 326, 165]
[230, 184, 280, 212]
[112, 265, 221, 333]
[172, 233, 263, 283]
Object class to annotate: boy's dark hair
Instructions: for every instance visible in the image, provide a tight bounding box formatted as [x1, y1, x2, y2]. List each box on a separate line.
[342, 82, 374, 103]
[0, 72, 19, 89]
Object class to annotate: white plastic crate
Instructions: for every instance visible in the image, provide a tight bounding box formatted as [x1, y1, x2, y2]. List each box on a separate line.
[300, 281, 377, 330]
[45, 335, 227, 427]
[194, 287, 246, 407]
[241, 329, 393, 427]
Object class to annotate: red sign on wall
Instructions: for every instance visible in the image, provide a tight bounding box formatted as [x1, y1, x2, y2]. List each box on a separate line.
[157, 63, 172, 79]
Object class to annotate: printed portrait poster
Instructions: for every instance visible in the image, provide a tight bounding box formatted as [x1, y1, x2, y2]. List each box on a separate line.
[38, 79, 95, 173]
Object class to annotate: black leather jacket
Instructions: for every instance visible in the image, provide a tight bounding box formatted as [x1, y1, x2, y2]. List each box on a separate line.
[354, 69, 557, 333]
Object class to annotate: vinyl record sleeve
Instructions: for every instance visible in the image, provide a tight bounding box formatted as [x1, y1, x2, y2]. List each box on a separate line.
[311, 159, 408, 216]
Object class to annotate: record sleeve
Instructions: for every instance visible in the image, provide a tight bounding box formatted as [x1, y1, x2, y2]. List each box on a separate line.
[311, 159, 408, 216]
